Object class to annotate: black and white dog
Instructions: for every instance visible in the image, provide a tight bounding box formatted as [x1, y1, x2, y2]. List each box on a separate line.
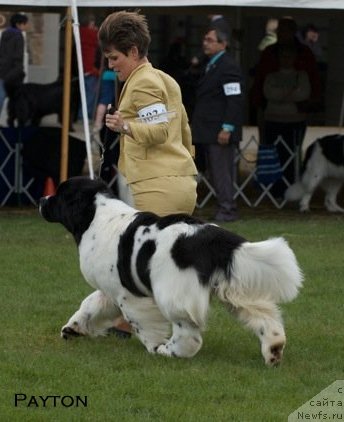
[39, 177, 303, 366]
[285, 134, 344, 212]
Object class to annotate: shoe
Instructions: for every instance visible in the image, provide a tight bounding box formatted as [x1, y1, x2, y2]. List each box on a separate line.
[110, 317, 132, 339]
[107, 327, 132, 339]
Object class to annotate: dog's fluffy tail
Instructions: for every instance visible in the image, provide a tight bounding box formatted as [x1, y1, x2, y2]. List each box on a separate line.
[284, 181, 305, 202]
[216, 237, 303, 304]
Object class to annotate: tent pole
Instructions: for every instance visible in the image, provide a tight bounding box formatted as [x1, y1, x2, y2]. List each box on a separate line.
[60, 6, 72, 183]
[71, 0, 94, 179]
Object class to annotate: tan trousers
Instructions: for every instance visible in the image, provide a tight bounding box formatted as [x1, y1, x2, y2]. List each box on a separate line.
[130, 175, 197, 216]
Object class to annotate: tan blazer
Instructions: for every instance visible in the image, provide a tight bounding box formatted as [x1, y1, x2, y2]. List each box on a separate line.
[117, 63, 197, 184]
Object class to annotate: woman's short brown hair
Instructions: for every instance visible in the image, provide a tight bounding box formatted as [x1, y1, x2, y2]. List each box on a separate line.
[98, 11, 151, 58]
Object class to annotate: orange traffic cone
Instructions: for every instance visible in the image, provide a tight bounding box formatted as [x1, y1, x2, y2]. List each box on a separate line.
[43, 177, 56, 197]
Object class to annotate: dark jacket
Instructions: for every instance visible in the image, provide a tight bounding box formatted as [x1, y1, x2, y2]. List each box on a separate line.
[0, 27, 25, 89]
[251, 39, 321, 112]
[191, 52, 244, 145]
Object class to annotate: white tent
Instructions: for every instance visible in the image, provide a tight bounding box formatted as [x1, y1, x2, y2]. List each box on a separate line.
[0, 1, 343, 9]
[0, 0, 343, 182]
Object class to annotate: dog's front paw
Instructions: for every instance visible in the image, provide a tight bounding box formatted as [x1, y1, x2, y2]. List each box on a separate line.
[156, 344, 174, 357]
[61, 323, 84, 340]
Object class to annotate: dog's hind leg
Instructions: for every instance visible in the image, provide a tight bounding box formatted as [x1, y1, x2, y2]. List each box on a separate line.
[321, 179, 344, 212]
[156, 321, 203, 358]
[152, 272, 209, 358]
[116, 296, 171, 353]
[61, 290, 122, 339]
[299, 173, 321, 212]
[229, 298, 286, 366]
[299, 149, 327, 212]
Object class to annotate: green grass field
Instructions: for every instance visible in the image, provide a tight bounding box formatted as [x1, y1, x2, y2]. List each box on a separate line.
[0, 206, 343, 421]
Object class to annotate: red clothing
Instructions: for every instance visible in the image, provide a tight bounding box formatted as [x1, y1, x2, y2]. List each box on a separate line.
[251, 40, 321, 112]
[79, 26, 99, 76]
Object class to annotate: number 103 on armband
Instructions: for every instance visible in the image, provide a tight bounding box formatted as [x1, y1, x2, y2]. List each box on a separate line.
[136, 103, 175, 124]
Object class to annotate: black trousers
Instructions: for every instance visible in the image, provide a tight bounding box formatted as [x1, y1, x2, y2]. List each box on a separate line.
[195, 142, 238, 218]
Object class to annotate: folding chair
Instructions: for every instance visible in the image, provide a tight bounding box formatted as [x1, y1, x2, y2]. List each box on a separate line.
[0, 128, 36, 206]
[253, 135, 297, 209]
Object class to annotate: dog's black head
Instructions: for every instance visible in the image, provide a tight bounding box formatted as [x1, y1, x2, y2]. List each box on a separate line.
[39, 176, 113, 244]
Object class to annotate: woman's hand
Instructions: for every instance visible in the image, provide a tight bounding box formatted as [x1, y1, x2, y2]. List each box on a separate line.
[105, 108, 131, 135]
[105, 109, 124, 132]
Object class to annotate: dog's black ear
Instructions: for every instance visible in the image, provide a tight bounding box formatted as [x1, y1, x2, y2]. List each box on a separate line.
[92, 177, 109, 189]
[65, 177, 114, 211]
[84, 177, 113, 198]
[63, 181, 101, 244]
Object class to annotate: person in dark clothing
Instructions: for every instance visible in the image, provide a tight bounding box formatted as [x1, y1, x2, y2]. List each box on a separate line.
[0, 13, 29, 114]
[159, 40, 189, 87]
[251, 17, 321, 117]
[251, 17, 322, 196]
[192, 26, 244, 222]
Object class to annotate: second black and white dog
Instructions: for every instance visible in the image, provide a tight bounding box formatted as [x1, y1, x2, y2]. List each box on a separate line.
[285, 134, 344, 212]
[39, 177, 303, 366]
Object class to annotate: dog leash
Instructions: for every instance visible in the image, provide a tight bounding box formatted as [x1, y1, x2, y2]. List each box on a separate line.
[92, 105, 118, 181]
[94, 108, 177, 180]
[97, 74, 122, 182]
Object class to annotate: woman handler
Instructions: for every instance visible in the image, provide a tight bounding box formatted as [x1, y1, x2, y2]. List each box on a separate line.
[99, 10, 197, 215]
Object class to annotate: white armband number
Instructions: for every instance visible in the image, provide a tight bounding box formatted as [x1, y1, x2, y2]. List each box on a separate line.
[137, 103, 168, 124]
[223, 82, 241, 96]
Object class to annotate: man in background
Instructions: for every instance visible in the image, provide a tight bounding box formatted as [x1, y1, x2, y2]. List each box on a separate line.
[0, 12, 29, 115]
[192, 26, 244, 222]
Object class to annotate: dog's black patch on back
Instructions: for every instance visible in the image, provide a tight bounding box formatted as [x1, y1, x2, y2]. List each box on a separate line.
[156, 213, 206, 230]
[117, 212, 159, 296]
[318, 134, 344, 166]
[171, 225, 246, 286]
[302, 134, 344, 174]
[136, 240, 156, 293]
[117, 212, 207, 296]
